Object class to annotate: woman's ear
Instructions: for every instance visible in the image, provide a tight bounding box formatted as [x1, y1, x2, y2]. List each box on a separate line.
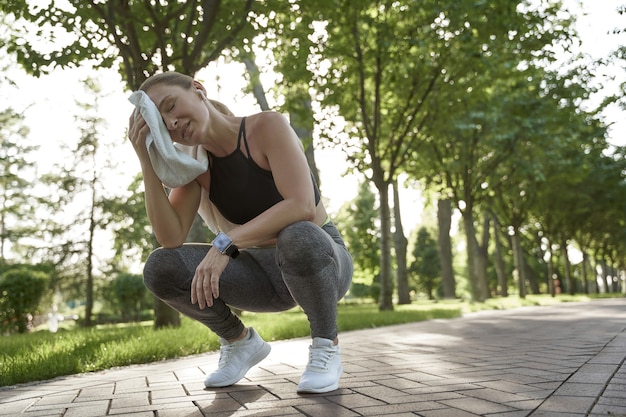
[192, 81, 205, 93]
[192, 82, 208, 100]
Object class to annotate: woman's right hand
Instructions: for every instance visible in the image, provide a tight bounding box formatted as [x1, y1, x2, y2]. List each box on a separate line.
[128, 110, 150, 158]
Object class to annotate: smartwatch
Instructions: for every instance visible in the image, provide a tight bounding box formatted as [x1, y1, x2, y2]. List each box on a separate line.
[211, 232, 240, 258]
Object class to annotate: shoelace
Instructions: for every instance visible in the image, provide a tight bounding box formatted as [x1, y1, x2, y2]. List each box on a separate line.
[217, 343, 235, 369]
[308, 345, 335, 370]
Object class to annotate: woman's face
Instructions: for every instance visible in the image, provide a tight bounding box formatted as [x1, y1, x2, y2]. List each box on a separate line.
[147, 82, 207, 146]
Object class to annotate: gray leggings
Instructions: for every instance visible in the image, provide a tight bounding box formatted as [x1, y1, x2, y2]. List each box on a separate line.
[143, 221, 353, 341]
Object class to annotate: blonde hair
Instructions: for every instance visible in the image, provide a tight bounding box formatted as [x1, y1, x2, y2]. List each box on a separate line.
[208, 99, 234, 116]
[139, 71, 233, 116]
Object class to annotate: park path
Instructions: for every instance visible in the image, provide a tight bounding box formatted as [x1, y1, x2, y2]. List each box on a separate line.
[0, 298, 624, 416]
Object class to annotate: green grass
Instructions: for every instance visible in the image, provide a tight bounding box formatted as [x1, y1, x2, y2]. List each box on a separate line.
[0, 295, 619, 387]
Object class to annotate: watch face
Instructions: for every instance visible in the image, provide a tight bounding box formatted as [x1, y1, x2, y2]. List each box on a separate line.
[213, 233, 232, 252]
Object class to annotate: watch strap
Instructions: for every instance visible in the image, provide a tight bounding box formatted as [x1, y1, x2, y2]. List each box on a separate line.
[225, 245, 240, 258]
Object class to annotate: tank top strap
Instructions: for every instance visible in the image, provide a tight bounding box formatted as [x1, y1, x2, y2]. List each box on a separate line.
[237, 117, 252, 157]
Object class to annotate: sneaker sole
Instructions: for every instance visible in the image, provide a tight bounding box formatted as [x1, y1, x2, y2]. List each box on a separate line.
[296, 380, 339, 394]
[296, 365, 343, 394]
[204, 342, 271, 388]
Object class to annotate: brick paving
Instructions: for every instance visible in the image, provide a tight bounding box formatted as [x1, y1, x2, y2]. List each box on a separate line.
[1, 298, 624, 417]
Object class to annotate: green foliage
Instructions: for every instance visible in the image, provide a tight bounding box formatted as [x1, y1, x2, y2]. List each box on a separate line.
[105, 272, 150, 322]
[101, 175, 155, 269]
[334, 180, 380, 285]
[2, 0, 258, 88]
[0, 267, 49, 334]
[410, 227, 441, 299]
[0, 107, 38, 260]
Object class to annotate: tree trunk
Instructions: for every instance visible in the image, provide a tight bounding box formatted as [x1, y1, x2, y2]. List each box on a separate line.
[241, 56, 270, 110]
[510, 227, 526, 298]
[561, 240, 575, 295]
[377, 181, 394, 310]
[544, 238, 555, 296]
[523, 255, 540, 294]
[437, 198, 456, 299]
[492, 216, 508, 297]
[478, 211, 491, 299]
[392, 180, 410, 304]
[85, 172, 97, 327]
[462, 210, 487, 302]
[581, 249, 590, 294]
[598, 259, 609, 293]
[154, 298, 181, 328]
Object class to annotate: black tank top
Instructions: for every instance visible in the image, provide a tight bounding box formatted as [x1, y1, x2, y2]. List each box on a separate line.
[208, 117, 321, 225]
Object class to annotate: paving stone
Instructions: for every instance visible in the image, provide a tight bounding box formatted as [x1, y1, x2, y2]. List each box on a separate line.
[552, 382, 605, 397]
[456, 387, 534, 404]
[487, 411, 531, 417]
[532, 394, 596, 414]
[63, 400, 109, 417]
[32, 392, 78, 406]
[419, 407, 482, 417]
[352, 400, 447, 416]
[109, 392, 150, 409]
[293, 401, 359, 417]
[439, 397, 516, 414]
[477, 380, 545, 394]
[155, 408, 203, 417]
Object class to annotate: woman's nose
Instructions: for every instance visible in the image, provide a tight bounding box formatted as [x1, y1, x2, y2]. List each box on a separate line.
[166, 117, 177, 130]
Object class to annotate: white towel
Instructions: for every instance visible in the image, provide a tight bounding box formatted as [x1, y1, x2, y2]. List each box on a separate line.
[128, 90, 208, 188]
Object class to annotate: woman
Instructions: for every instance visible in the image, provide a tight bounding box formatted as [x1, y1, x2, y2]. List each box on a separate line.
[127, 71, 353, 394]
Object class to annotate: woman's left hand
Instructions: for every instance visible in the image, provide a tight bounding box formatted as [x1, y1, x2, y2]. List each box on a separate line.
[191, 248, 230, 309]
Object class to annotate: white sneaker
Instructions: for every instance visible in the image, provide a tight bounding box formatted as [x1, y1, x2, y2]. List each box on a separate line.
[297, 337, 342, 393]
[204, 327, 271, 388]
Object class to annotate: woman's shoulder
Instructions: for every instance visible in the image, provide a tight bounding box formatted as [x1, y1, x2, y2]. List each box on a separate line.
[247, 111, 291, 133]
[245, 112, 299, 149]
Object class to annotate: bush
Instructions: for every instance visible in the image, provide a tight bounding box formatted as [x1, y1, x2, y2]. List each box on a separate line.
[108, 273, 150, 322]
[0, 267, 49, 334]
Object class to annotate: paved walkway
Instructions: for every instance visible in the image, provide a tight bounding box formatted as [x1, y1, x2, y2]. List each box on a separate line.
[1, 299, 625, 417]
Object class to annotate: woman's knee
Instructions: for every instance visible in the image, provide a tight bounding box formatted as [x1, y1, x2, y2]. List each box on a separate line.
[143, 248, 184, 297]
[276, 221, 334, 273]
[277, 221, 331, 250]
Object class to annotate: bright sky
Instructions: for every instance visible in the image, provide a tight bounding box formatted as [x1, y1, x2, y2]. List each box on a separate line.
[3, 0, 624, 233]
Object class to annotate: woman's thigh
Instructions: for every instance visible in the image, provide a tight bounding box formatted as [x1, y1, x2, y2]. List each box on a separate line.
[217, 247, 298, 313]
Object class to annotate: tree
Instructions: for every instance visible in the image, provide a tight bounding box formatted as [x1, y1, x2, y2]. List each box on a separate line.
[410, 227, 440, 300]
[334, 181, 380, 293]
[3, 0, 256, 89]
[0, 107, 37, 260]
[72, 78, 110, 326]
[392, 179, 410, 304]
[107, 272, 149, 322]
[437, 198, 456, 299]
[305, 0, 449, 310]
[0, 266, 48, 334]
[102, 175, 155, 272]
[26, 78, 113, 326]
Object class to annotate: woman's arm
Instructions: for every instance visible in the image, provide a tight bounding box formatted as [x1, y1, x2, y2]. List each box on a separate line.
[128, 112, 201, 248]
